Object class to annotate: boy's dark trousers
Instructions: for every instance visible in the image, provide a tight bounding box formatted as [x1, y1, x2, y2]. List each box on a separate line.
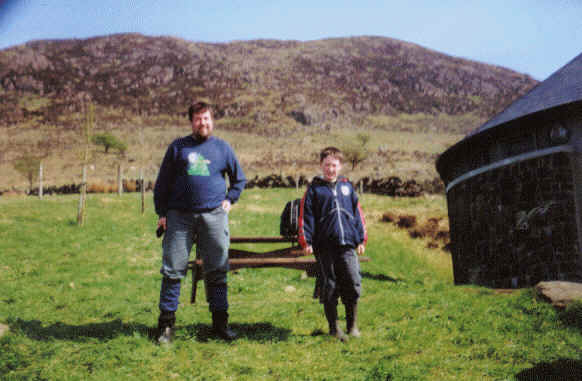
[316, 246, 362, 338]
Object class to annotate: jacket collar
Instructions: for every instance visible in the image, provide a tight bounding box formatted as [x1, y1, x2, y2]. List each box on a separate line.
[311, 175, 348, 186]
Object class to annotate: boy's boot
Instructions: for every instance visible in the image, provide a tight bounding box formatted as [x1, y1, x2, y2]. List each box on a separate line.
[157, 310, 176, 344]
[324, 303, 347, 342]
[346, 303, 361, 338]
[211, 310, 237, 341]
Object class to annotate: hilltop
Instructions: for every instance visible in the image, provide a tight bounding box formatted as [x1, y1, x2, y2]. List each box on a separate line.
[0, 33, 537, 127]
[0, 34, 538, 189]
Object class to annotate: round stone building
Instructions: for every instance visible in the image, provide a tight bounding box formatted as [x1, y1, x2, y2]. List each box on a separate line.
[436, 52, 582, 288]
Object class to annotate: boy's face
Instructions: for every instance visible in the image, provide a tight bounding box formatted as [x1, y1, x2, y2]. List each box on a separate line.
[320, 156, 342, 182]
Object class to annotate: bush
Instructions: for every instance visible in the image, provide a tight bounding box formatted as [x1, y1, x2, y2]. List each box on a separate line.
[92, 133, 127, 154]
[12, 154, 41, 190]
[343, 133, 371, 170]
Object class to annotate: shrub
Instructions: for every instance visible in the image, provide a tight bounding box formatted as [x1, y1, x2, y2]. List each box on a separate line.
[12, 154, 41, 190]
[343, 133, 371, 170]
[92, 133, 127, 154]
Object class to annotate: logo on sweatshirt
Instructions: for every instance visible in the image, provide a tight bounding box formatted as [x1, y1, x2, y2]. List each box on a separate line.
[341, 185, 351, 196]
[187, 152, 210, 176]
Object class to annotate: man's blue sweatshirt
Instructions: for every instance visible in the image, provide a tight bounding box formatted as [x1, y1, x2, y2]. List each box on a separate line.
[154, 135, 246, 216]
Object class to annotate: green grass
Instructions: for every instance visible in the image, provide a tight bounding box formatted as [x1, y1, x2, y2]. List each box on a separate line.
[1, 190, 582, 380]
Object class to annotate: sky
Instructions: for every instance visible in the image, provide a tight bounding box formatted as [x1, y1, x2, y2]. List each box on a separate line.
[0, 0, 581, 80]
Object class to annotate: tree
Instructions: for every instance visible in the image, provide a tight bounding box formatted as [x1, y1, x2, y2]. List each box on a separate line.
[13, 154, 41, 191]
[343, 133, 371, 170]
[92, 133, 127, 154]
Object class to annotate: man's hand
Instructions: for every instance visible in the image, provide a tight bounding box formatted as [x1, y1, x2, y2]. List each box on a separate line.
[156, 217, 167, 237]
[304, 245, 314, 255]
[356, 244, 365, 255]
[222, 199, 232, 213]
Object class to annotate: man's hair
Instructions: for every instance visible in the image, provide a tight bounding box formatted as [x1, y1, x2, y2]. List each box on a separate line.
[320, 146, 343, 163]
[188, 101, 212, 121]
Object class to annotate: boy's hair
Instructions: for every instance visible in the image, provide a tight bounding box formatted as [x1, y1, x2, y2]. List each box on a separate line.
[320, 146, 343, 163]
[188, 101, 213, 121]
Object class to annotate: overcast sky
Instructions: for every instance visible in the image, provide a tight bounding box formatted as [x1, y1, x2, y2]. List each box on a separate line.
[1, 0, 581, 80]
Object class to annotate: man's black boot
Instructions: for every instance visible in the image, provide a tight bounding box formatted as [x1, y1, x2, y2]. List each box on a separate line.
[324, 303, 347, 342]
[346, 303, 361, 338]
[211, 310, 237, 341]
[157, 310, 176, 344]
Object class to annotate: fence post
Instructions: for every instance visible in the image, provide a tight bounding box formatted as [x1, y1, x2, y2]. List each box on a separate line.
[39, 162, 43, 200]
[140, 167, 145, 214]
[117, 163, 123, 196]
[77, 165, 87, 226]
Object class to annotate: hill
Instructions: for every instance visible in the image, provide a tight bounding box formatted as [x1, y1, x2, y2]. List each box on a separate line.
[0, 33, 537, 126]
[0, 34, 538, 189]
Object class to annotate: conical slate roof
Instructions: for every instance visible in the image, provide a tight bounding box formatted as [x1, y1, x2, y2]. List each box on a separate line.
[473, 51, 582, 134]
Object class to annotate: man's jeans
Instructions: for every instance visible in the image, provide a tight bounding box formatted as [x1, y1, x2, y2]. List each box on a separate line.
[159, 207, 230, 312]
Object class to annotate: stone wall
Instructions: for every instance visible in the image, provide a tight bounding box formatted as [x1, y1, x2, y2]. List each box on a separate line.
[7, 175, 442, 197]
[447, 152, 582, 288]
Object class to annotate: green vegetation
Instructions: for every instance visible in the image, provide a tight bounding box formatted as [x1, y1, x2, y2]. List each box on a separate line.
[1, 189, 581, 380]
[92, 133, 128, 154]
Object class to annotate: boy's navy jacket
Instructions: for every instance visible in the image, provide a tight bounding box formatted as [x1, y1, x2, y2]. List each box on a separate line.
[298, 176, 367, 250]
[154, 135, 246, 216]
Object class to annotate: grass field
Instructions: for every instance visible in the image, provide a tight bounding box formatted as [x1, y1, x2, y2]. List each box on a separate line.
[1, 189, 582, 380]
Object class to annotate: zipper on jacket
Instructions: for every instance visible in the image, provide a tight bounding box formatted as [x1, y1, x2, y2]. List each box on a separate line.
[333, 184, 346, 245]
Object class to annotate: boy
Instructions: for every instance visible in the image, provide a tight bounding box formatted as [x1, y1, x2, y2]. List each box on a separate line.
[298, 147, 367, 341]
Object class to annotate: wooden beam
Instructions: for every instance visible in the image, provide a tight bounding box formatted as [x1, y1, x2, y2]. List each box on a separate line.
[230, 236, 297, 243]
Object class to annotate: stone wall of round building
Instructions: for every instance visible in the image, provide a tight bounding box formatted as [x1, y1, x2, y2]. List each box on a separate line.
[439, 104, 582, 288]
[447, 151, 581, 288]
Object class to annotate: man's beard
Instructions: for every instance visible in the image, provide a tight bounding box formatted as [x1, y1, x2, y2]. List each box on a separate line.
[194, 129, 211, 140]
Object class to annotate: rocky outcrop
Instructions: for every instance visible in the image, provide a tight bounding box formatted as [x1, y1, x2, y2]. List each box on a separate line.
[535, 281, 582, 309]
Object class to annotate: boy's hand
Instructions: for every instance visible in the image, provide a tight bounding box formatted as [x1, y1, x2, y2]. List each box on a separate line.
[356, 244, 365, 255]
[304, 245, 314, 255]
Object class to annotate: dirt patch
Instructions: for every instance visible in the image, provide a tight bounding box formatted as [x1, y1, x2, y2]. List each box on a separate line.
[396, 215, 417, 229]
[381, 212, 397, 223]
[384, 213, 450, 250]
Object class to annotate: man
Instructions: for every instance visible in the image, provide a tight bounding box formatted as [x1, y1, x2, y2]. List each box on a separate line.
[154, 101, 246, 343]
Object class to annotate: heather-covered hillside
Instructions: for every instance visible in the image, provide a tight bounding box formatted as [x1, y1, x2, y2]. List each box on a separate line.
[0, 34, 537, 130]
